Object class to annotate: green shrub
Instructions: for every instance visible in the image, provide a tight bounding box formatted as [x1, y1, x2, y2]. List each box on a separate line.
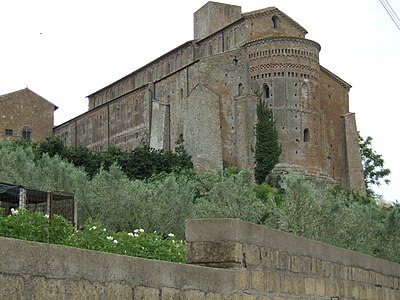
[0, 211, 185, 263]
[0, 209, 73, 244]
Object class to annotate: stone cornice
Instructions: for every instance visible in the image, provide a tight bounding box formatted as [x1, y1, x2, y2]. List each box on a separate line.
[320, 65, 352, 90]
[245, 36, 321, 51]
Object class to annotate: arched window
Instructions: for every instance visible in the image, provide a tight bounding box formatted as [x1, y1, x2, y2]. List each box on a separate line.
[21, 126, 32, 141]
[238, 83, 243, 96]
[272, 16, 278, 29]
[263, 84, 270, 100]
[303, 128, 310, 142]
[301, 83, 309, 99]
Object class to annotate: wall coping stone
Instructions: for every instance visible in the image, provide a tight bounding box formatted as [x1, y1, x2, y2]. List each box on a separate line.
[0, 236, 235, 293]
[185, 218, 400, 277]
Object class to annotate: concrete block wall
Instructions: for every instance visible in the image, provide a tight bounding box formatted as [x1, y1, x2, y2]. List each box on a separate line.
[1, 218, 399, 299]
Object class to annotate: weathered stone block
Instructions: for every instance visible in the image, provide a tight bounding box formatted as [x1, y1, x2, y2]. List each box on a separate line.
[304, 278, 315, 295]
[325, 280, 335, 297]
[226, 293, 242, 300]
[315, 278, 325, 296]
[235, 269, 250, 290]
[134, 286, 160, 300]
[335, 280, 345, 298]
[185, 290, 205, 300]
[321, 260, 334, 277]
[256, 296, 273, 300]
[67, 280, 101, 300]
[161, 287, 181, 300]
[292, 275, 305, 295]
[186, 241, 243, 265]
[250, 271, 264, 291]
[30, 277, 64, 300]
[104, 283, 132, 299]
[261, 248, 276, 270]
[243, 244, 261, 267]
[265, 272, 280, 292]
[277, 251, 290, 271]
[280, 274, 292, 294]
[206, 292, 224, 300]
[0, 274, 23, 300]
[242, 294, 257, 300]
[289, 255, 302, 273]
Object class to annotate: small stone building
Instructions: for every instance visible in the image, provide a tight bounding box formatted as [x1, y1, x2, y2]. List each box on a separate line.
[53, 1, 365, 194]
[0, 88, 57, 142]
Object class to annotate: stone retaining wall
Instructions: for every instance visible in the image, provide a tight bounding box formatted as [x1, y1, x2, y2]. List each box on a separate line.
[1, 219, 399, 299]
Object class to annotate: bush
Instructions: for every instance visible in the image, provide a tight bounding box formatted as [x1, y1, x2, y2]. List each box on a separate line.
[268, 173, 400, 263]
[193, 170, 267, 224]
[0, 211, 185, 263]
[0, 209, 73, 244]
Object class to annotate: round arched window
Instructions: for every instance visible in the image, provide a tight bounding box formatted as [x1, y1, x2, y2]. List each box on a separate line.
[303, 128, 310, 142]
[271, 16, 278, 29]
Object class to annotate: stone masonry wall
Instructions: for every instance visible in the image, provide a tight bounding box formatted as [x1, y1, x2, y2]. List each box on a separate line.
[186, 219, 400, 299]
[0, 88, 55, 142]
[1, 219, 399, 299]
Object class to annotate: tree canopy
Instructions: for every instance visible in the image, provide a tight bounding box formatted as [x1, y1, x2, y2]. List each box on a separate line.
[358, 133, 391, 197]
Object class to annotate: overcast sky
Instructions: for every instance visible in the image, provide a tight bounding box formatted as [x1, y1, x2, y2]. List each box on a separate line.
[1, 0, 399, 202]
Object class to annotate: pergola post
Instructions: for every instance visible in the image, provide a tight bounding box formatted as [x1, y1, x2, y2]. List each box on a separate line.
[18, 187, 26, 209]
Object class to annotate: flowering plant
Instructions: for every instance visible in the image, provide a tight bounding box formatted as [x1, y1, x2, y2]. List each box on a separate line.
[0, 208, 73, 244]
[63, 220, 185, 262]
[0, 211, 185, 263]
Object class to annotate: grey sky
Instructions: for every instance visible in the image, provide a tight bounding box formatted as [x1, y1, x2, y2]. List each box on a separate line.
[1, 0, 399, 202]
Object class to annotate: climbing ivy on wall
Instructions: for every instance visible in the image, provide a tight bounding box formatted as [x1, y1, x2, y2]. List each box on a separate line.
[254, 97, 281, 184]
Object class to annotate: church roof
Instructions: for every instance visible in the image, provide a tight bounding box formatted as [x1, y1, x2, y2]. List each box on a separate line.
[0, 88, 58, 111]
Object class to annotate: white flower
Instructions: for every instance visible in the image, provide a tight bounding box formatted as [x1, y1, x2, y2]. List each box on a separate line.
[134, 233, 139, 237]
[11, 208, 18, 215]
[106, 236, 113, 241]
[139, 228, 144, 233]
[113, 239, 118, 244]
[89, 225, 96, 230]
[128, 232, 134, 237]
[44, 214, 49, 219]
[133, 229, 139, 233]
[167, 233, 175, 238]
[103, 228, 106, 232]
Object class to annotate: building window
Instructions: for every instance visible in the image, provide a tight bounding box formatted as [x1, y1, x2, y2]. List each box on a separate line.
[263, 84, 270, 100]
[21, 126, 32, 141]
[5, 129, 13, 136]
[238, 83, 243, 96]
[303, 128, 310, 142]
[272, 16, 278, 29]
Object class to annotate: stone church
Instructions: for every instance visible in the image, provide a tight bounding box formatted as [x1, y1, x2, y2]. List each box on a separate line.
[0, 88, 57, 142]
[4, 2, 366, 193]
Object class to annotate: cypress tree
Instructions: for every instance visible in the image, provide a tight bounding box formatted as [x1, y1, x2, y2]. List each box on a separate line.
[254, 99, 281, 184]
